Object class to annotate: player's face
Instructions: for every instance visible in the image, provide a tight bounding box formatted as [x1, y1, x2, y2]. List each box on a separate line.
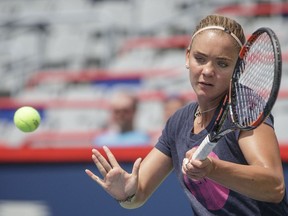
[186, 30, 239, 104]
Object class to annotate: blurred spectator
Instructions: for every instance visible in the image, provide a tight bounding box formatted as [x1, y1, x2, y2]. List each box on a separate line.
[163, 94, 187, 122]
[93, 92, 151, 147]
[151, 94, 187, 145]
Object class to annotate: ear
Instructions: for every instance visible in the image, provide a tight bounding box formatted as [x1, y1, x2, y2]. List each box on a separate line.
[185, 48, 190, 69]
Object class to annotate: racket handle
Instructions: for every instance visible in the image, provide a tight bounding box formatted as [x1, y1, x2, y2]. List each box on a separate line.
[192, 135, 217, 160]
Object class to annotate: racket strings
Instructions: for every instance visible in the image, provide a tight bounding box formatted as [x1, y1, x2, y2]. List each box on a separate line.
[234, 32, 275, 127]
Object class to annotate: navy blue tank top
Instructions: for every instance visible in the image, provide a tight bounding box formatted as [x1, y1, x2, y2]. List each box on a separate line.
[156, 102, 288, 216]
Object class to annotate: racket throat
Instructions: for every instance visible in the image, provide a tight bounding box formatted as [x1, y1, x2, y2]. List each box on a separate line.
[210, 129, 234, 142]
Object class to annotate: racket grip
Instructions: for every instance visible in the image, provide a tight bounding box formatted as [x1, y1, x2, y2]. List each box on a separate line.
[192, 135, 217, 160]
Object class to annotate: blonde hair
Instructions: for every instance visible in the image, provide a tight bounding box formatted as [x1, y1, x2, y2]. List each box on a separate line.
[188, 15, 246, 50]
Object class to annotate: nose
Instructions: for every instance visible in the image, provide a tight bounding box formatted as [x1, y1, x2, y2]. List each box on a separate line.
[202, 62, 214, 76]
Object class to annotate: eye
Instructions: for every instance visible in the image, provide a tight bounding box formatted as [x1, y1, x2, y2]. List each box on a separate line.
[217, 61, 229, 68]
[194, 55, 206, 64]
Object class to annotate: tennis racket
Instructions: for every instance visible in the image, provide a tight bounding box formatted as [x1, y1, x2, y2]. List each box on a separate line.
[192, 27, 282, 160]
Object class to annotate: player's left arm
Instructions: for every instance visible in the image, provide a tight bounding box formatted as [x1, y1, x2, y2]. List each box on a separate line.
[208, 123, 285, 203]
[237, 122, 285, 202]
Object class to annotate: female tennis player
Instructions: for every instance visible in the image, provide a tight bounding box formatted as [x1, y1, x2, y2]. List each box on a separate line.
[86, 15, 288, 215]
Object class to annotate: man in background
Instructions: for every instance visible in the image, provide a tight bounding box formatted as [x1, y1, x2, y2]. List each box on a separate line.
[163, 94, 187, 122]
[93, 92, 150, 147]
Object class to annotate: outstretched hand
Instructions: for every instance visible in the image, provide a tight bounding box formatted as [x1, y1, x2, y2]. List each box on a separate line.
[85, 146, 142, 201]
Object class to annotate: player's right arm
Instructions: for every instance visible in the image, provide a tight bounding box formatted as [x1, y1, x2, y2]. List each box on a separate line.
[121, 147, 173, 209]
[85, 146, 173, 209]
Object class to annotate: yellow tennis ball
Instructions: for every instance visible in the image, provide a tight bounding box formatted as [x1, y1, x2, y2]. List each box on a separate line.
[14, 106, 41, 132]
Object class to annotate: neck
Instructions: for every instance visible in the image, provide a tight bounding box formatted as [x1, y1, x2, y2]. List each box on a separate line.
[119, 124, 134, 133]
[194, 105, 218, 118]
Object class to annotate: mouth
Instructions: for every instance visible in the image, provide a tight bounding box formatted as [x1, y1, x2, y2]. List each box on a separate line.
[198, 81, 213, 87]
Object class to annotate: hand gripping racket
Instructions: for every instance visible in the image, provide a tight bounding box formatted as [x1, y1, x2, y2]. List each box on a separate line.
[192, 27, 282, 160]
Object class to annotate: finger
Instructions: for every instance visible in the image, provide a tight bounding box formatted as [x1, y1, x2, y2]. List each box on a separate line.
[185, 161, 192, 171]
[202, 157, 213, 169]
[185, 165, 206, 181]
[92, 148, 112, 172]
[103, 146, 120, 168]
[184, 160, 203, 176]
[182, 158, 189, 174]
[182, 165, 187, 175]
[183, 158, 189, 165]
[92, 154, 107, 177]
[131, 158, 142, 177]
[190, 158, 205, 168]
[186, 168, 202, 176]
[187, 174, 203, 181]
[183, 157, 189, 169]
[191, 147, 197, 153]
[85, 169, 106, 188]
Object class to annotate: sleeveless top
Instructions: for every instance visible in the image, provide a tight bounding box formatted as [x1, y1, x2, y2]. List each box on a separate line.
[155, 102, 288, 216]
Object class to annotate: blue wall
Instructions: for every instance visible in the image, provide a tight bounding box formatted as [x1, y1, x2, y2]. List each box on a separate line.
[1, 162, 288, 216]
[0, 163, 191, 216]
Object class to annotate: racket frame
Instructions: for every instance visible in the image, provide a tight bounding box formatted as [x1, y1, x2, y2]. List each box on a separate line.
[192, 27, 282, 160]
[229, 27, 282, 130]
